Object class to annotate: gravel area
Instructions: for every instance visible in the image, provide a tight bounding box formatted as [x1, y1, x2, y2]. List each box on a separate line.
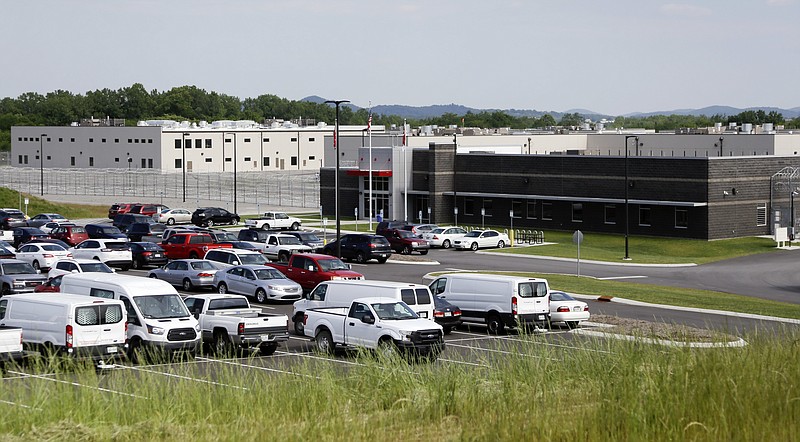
[588, 314, 737, 342]
[387, 253, 437, 262]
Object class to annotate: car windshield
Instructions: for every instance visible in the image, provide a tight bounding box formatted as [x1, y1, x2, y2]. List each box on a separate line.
[430, 228, 445, 234]
[104, 242, 129, 250]
[216, 233, 238, 241]
[133, 294, 190, 319]
[41, 244, 67, 252]
[297, 233, 320, 241]
[190, 261, 217, 270]
[254, 268, 285, 280]
[239, 254, 268, 265]
[371, 302, 419, 320]
[71, 227, 86, 234]
[137, 242, 163, 251]
[102, 227, 123, 234]
[78, 262, 114, 273]
[277, 237, 302, 245]
[397, 231, 416, 238]
[464, 231, 483, 238]
[317, 258, 349, 271]
[549, 291, 575, 302]
[2, 262, 37, 275]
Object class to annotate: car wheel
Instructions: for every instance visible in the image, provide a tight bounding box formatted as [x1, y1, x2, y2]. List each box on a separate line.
[497, 240, 506, 248]
[278, 252, 290, 263]
[294, 317, 305, 335]
[119, 265, 130, 272]
[470, 242, 479, 251]
[166, 218, 175, 226]
[355, 251, 366, 263]
[377, 338, 398, 358]
[207, 220, 215, 227]
[402, 245, 412, 255]
[188, 252, 199, 259]
[213, 330, 234, 356]
[217, 282, 228, 294]
[148, 273, 158, 279]
[487, 314, 505, 335]
[262, 223, 271, 230]
[32, 260, 40, 271]
[182, 278, 194, 291]
[255, 288, 267, 304]
[443, 326, 452, 335]
[565, 321, 579, 329]
[132, 258, 142, 270]
[233, 217, 240, 225]
[315, 328, 335, 355]
[1, 284, 11, 297]
[442, 239, 451, 249]
[259, 343, 278, 356]
[290, 222, 300, 231]
[377, 257, 388, 264]
[419, 250, 429, 255]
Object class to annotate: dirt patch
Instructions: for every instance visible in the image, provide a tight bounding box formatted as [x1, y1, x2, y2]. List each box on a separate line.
[588, 314, 737, 343]
[387, 253, 437, 263]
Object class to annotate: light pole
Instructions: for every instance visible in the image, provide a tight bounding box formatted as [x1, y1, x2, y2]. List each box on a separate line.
[224, 132, 238, 215]
[39, 134, 46, 195]
[791, 190, 797, 245]
[182, 132, 189, 202]
[718, 136, 724, 157]
[325, 99, 350, 258]
[623, 135, 638, 260]
[453, 133, 458, 224]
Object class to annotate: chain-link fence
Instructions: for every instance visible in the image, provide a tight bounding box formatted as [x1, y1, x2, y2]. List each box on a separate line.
[0, 167, 320, 208]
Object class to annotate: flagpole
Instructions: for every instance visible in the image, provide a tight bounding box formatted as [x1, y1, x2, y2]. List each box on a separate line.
[368, 103, 373, 231]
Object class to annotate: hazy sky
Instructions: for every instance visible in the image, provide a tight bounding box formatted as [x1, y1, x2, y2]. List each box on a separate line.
[3, 0, 798, 116]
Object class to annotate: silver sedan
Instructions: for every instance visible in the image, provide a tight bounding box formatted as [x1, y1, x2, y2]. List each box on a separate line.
[213, 265, 303, 303]
[148, 259, 219, 291]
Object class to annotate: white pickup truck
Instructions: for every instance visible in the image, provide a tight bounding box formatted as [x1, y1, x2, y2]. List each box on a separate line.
[183, 294, 289, 356]
[303, 297, 445, 361]
[262, 234, 313, 262]
[0, 326, 24, 373]
[244, 212, 302, 231]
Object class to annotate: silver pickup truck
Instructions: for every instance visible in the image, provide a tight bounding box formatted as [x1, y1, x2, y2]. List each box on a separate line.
[183, 294, 289, 356]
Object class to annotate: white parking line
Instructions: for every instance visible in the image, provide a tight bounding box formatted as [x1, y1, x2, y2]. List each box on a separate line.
[444, 343, 559, 361]
[596, 275, 647, 280]
[275, 350, 421, 374]
[250, 303, 276, 310]
[197, 356, 319, 379]
[7, 370, 146, 399]
[0, 372, 58, 381]
[122, 365, 248, 390]
[0, 399, 41, 411]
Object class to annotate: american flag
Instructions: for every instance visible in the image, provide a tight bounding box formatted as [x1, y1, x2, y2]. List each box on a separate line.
[402, 120, 407, 146]
[367, 113, 372, 131]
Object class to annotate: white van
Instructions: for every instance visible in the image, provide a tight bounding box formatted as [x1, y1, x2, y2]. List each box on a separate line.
[0, 293, 126, 361]
[428, 273, 550, 334]
[291, 280, 435, 335]
[60, 273, 201, 359]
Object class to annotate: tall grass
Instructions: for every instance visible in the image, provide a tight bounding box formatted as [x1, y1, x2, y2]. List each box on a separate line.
[2, 329, 799, 441]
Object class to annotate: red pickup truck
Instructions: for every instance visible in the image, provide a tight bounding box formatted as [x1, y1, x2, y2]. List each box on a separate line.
[265, 253, 364, 292]
[160, 233, 232, 259]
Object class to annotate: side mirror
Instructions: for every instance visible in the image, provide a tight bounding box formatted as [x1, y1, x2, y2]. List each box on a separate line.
[361, 314, 375, 325]
[232, 261, 239, 266]
[346, 264, 352, 270]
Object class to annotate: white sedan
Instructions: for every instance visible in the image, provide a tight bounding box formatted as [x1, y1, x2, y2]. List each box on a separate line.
[422, 226, 467, 249]
[48, 258, 115, 279]
[155, 208, 193, 225]
[548, 291, 590, 329]
[453, 229, 510, 251]
[14, 242, 73, 271]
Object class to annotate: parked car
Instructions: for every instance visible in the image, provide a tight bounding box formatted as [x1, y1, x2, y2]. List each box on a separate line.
[432, 295, 462, 334]
[39, 221, 75, 234]
[108, 202, 138, 219]
[422, 226, 467, 249]
[113, 213, 153, 233]
[14, 242, 72, 271]
[34, 274, 64, 293]
[69, 239, 133, 271]
[191, 207, 240, 227]
[207, 230, 238, 243]
[26, 238, 72, 250]
[381, 229, 430, 255]
[49, 224, 90, 246]
[27, 213, 69, 228]
[85, 224, 128, 240]
[203, 248, 269, 268]
[0, 243, 15, 259]
[322, 234, 393, 264]
[0, 258, 48, 296]
[282, 231, 325, 252]
[244, 211, 302, 230]
[0, 209, 28, 230]
[260, 233, 313, 262]
[548, 291, 590, 329]
[148, 259, 219, 291]
[155, 208, 193, 225]
[47, 258, 114, 279]
[129, 204, 168, 217]
[401, 223, 439, 237]
[375, 220, 411, 237]
[159, 232, 232, 260]
[216, 241, 262, 252]
[265, 253, 364, 294]
[128, 241, 169, 269]
[452, 229, 511, 251]
[11, 227, 49, 248]
[237, 228, 276, 243]
[126, 222, 166, 242]
[214, 265, 303, 303]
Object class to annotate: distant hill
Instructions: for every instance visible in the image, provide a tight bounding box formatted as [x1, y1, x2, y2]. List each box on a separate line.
[301, 96, 799, 120]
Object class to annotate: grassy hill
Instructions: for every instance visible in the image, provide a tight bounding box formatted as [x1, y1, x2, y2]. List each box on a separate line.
[0, 187, 108, 219]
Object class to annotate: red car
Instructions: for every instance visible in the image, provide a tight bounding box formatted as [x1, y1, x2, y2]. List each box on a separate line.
[129, 204, 167, 217]
[49, 225, 90, 246]
[108, 203, 139, 219]
[34, 275, 63, 293]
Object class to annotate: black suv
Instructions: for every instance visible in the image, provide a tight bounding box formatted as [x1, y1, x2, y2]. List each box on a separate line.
[113, 213, 153, 233]
[375, 220, 410, 237]
[85, 224, 127, 240]
[127, 222, 167, 242]
[0, 209, 28, 230]
[322, 234, 392, 264]
[11, 227, 49, 248]
[191, 208, 240, 227]
[237, 228, 275, 243]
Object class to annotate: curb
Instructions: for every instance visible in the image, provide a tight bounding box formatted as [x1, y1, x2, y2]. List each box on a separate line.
[573, 329, 748, 348]
[475, 250, 697, 267]
[386, 259, 440, 266]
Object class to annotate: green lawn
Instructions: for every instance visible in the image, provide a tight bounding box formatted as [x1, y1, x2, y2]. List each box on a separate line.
[428, 270, 800, 320]
[0, 188, 108, 219]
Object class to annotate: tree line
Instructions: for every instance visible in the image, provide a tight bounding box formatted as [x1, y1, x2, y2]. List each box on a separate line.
[1, 83, 798, 151]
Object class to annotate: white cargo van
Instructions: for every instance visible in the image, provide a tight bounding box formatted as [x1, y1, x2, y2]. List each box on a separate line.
[291, 280, 435, 335]
[0, 293, 126, 361]
[428, 273, 550, 334]
[60, 273, 201, 359]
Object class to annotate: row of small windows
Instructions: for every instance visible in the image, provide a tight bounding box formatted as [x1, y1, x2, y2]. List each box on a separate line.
[19, 137, 153, 144]
[20, 155, 154, 168]
[175, 137, 317, 149]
